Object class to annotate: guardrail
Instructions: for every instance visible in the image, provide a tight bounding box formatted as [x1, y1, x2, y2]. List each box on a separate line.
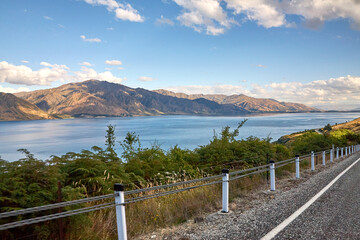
[1, 144, 359, 240]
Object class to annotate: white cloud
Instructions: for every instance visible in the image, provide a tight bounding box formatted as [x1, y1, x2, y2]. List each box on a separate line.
[174, 0, 234, 35]
[138, 76, 155, 82]
[0, 61, 70, 86]
[282, 0, 360, 30]
[257, 64, 267, 68]
[165, 84, 250, 95]
[83, 0, 144, 22]
[226, 0, 287, 28]
[105, 60, 122, 65]
[21, 60, 29, 63]
[80, 35, 102, 43]
[79, 61, 93, 66]
[0, 85, 30, 93]
[163, 75, 360, 109]
[107, 27, 114, 30]
[74, 67, 125, 84]
[43, 16, 53, 21]
[156, 16, 175, 26]
[250, 75, 360, 106]
[0, 61, 125, 86]
[172, 0, 360, 35]
[40, 61, 55, 67]
[58, 24, 65, 28]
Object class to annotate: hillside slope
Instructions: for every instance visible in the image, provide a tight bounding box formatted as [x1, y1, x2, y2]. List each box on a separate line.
[154, 89, 319, 113]
[15, 80, 248, 117]
[0, 92, 54, 121]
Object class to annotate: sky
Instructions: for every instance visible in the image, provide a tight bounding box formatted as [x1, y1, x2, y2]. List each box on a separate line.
[0, 0, 360, 110]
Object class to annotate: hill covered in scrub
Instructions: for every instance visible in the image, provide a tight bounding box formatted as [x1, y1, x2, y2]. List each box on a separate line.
[277, 117, 360, 148]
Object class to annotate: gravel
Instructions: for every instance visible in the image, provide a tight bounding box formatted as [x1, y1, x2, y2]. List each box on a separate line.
[137, 153, 360, 240]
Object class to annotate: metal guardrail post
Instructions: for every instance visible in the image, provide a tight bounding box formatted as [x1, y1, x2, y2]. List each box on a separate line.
[295, 155, 300, 179]
[270, 161, 275, 191]
[345, 146, 348, 156]
[311, 151, 315, 171]
[222, 169, 229, 213]
[341, 147, 344, 158]
[336, 147, 339, 160]
[330, 149, 333, 163]
[322, 151, 325, 166]
[114, 184, 127, 240]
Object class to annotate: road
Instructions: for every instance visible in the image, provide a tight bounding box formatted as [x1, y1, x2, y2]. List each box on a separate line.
[272, 156, 360, 239]
[155, 152, 360, 240]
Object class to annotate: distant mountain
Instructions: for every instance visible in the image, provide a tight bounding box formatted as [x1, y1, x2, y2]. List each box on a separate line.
[15, 80, 248, 117]
[154, 90, 319, 113]
[0, 92, 54, 121]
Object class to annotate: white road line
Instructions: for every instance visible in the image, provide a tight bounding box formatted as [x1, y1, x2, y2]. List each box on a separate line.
[261, 157, 360, 240]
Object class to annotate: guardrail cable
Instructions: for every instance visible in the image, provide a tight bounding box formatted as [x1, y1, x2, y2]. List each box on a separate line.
[125, 180, 223, 204]
[0, 194, 116, 219]
[230, 168, 269, 181]
[0, 202, 115, 231]
[124, 174, 222, 195]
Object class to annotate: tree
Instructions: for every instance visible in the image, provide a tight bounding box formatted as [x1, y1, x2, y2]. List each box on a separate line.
[120, 132, 141, 161]
[323, 123, 332, 131]
[105, 124, 119, 162]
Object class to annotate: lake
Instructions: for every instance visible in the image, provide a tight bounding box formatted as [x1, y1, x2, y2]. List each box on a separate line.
[0, 112, 359, 161]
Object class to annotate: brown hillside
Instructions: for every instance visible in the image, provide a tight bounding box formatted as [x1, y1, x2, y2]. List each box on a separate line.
[0, 92, 54, 121]
[332, 117, 360, 134]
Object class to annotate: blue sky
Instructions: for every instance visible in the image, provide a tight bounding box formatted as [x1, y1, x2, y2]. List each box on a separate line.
[1, 0, 360, 110]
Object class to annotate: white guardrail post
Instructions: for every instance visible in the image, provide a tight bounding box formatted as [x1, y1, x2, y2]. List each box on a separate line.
[295, 155, 300, 179]
[322, 151, 326, 166]
[114, 184, 127, 240]
[341, 147, 344, 158]
[222, 169, 229, 213]
[336, 147, 339, 160]
[270, 161, 275, 191]
[330, 149, 333, 163]
[345, 146, 348, 156]
[311, 151, 315, 171]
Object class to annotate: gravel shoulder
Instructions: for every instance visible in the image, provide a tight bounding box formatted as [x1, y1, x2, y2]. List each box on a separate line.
[137, 153, 360, 240]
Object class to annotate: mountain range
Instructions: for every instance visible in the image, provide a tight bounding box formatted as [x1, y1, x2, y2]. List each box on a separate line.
[154, 89, 317, 113]
[0, 80, 319, 121]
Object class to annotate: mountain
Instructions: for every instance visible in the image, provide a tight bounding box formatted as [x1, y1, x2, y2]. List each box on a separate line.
[154, 90, 319, 113]
[15, 80, 248, 117]
[0, 92, 54, 121]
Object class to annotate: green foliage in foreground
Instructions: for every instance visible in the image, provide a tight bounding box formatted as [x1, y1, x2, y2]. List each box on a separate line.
[1, 121, 359, 239]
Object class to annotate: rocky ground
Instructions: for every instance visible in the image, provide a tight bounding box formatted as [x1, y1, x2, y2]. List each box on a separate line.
[136, 153, 360, 240]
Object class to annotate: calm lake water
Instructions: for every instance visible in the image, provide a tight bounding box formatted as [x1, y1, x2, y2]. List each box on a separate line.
[0, 112, 359, 161]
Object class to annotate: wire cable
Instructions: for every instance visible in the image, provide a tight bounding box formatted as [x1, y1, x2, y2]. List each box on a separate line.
[124, 174, 222, 195]
[0, 194, 116, 219]
[0, 202, 115, 231]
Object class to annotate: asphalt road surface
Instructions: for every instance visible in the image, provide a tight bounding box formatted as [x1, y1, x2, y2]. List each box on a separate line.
[272, 156, 360, 240]
[160, 152, 360, 240]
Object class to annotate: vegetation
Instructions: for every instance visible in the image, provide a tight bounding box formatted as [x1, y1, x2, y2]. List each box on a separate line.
[1, 120, 360, 239]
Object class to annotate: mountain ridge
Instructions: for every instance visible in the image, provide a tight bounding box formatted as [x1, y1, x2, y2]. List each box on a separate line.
[14, 80, 248, 118]
[153, 89, 319, 113]
[0, 79, 320, 121]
